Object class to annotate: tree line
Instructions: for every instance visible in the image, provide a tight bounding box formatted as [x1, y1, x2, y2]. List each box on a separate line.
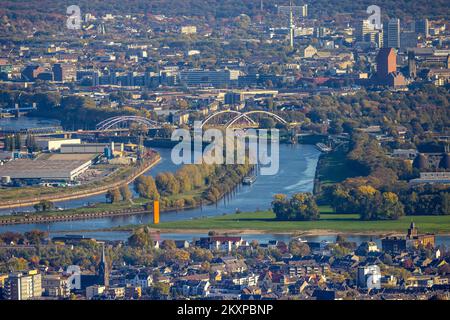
[106, 162, 253, 211]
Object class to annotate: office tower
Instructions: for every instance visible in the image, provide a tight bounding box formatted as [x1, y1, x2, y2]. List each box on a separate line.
[180, 70, 232, 87]
[414, 19, 429, 37]
[356, 20, 383, 47]
[408, 51, 417, 78]
[400, 31, 418, 52]
[356, 20, 372, 42]
[383, 18, 401, 49]
[376, 47, 397, 78]
[301, 4, 308, 17]
[4, 271, 42, 300]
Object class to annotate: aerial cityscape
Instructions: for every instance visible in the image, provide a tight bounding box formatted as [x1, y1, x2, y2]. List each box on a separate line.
[0, 0, 449, 305]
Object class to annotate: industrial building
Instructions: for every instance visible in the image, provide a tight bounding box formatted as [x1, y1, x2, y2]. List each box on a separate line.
[60, 142, 123, 154]
[36, 138, 81, 151]
[0, 159, 92, 182]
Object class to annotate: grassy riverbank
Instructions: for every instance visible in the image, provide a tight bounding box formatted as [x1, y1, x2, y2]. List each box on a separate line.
[316, 149, 367, 186]
[145, 207, 450, 234]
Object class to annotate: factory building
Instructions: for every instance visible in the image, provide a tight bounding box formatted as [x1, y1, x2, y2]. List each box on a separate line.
[0, 159, 92, 182]
[36, 138, 81, 151]
[60, 142, 123, 154]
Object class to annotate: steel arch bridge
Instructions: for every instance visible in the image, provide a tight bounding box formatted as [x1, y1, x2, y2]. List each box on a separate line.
[200, 110, 288, 129]
[200, 110, 255, 128]
[96, 116, 161, 131]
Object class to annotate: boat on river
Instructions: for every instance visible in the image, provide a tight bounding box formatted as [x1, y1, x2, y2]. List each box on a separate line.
[243, 175, 256, 185]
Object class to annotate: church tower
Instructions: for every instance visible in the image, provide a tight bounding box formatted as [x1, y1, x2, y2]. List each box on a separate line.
[98, 243, 109, 287]
[407, 222, 418, 239]
[408, 51, 417, 79]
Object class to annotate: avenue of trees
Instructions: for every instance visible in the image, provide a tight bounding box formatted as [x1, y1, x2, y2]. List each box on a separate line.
[130, 162, 252, 210]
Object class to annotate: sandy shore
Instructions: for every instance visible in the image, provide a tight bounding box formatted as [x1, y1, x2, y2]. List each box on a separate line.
[79, 227, 450, 237]
[146, 228, 407, 237]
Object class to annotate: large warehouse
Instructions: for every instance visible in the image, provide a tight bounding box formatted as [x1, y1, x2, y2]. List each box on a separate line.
[0, 159, 92, 182]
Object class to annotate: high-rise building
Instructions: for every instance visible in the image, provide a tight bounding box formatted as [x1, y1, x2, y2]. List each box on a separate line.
[414, 19, 429, 38]
[52, 63, 76, 82]
[376, 47, 397, 78]
[375, 48, 407, 88]
[356, 20, 372, 42]
[400, 31, 418, 52]
[4, 270, 42, 300]
[356, 20, 383, 47]
[383, 18, 401, 49]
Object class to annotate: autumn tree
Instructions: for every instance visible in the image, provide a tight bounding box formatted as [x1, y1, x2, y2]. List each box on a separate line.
[134, 176, 160, 200]
[106, 188, 121, 203]
[127, 227, 154, 248]
[119, 185, 132, 202]
[289, 240, 311, 257]
[272, 193, 320, 221]
[24, 230, 48, 245]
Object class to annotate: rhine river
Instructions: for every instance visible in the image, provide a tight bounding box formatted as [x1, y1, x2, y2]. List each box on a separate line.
[2, 117, 449, 246]
[0, 117, 320, 233]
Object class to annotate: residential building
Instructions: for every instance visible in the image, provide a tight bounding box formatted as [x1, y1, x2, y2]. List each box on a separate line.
[42, 274, 71, 298]
[4, 270, 42, 300]
[357, 265, 381, 289]
[86, 285, 105, 299]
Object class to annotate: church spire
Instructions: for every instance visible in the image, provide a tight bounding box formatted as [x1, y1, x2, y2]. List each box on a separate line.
[99, 243, 109, 287]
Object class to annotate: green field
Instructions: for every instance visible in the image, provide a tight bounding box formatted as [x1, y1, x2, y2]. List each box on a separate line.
[316, 149, 367, 186]
[150, 207, 450, 234]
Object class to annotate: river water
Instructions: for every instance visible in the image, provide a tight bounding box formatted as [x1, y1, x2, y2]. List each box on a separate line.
[0, 116, 61, 131]
[2, 117, 449, 247]
[0, 141, 320, 233]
